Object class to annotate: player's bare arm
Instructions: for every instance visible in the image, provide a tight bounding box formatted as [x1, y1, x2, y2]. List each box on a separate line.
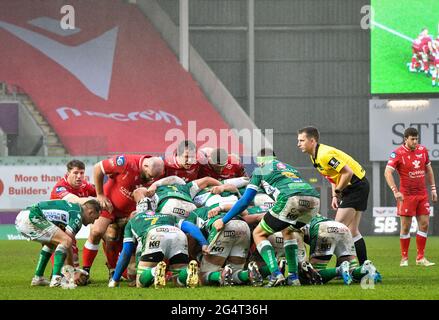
[425, 164, 437, 202]
[93, 162, 113, 212]
[384, 166, 404, 202]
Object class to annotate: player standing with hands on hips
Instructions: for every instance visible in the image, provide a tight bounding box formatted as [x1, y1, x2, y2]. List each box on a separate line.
[384, 127, 437, 267]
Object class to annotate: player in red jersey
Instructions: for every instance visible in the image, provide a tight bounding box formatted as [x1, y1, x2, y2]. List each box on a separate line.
[82, 155, 164, 279]
[50, 160, 96, 268]
[164, 140, 201, 182]
[410, 31, 425, 72]
[198, 147, 247, 180]
[50, 159, 96, 203]
[431, 37, 439, 86]
[385, 128, 437, 267]
[419, 28, 433, 75]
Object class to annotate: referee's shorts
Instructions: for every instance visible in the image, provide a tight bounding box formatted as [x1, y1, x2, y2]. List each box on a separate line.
[339, 177, 369, 211]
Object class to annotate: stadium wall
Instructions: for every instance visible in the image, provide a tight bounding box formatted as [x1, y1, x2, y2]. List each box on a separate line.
[155, 0, 438, 235]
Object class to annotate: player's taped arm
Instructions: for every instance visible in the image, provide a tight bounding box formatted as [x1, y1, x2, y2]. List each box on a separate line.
[112, 241, 135, 282]
[180, 221, 208, 247]
[221, 187, 257, 224]
[221, 177, 249, 188]
[151, 175, 186, 187]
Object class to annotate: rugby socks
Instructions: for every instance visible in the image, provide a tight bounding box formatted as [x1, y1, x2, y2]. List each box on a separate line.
[82, 241, 99, 272]
[175, 268, 187, 286]
[313, 262, 334, 283]
[259, 265, 271, 277]
[353, 234, 367, 265]
[233, 270, 248, 284]
[350, 258, 363, 281]
[206, 272, 220, 284]
[318, 268, 337, 283]
[256, 240, 279, 274]
[400, 233, 410, 259]
[53, 244, 67, 276]
[35, 245, 54, 277]
[283, 239, 298, 274]
[138, 266, 154, 287]
[103, 240, 123, 270]
[416, 231, 428, 260]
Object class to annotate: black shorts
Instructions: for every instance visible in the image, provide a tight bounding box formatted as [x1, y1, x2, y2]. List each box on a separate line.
[339, 177, 369, 211]
[262, 211, 306, 234]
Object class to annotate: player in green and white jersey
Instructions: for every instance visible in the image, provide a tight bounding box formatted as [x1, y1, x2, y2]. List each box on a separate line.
[134, 176, 248, 219]
[185, 205, 263, 287]
[133, 176, 223, 221]
[212, 149, 320, 287]
[299, 214, 382, 285]
[108, 203, 209, 288]
[15, 199, 101, 287]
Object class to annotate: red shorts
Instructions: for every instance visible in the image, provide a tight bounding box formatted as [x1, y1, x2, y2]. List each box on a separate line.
[397, 194, 430, 217]
[100, 208, 130, 223]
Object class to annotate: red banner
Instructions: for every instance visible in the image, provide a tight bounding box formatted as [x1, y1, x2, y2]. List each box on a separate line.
[0, 0, 235, 155]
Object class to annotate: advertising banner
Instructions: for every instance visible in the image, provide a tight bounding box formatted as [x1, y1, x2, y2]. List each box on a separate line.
[369, 99, 439, 161]
[0, 165, 93, 209]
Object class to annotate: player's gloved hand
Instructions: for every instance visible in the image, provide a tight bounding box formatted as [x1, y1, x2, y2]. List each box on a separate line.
[298, 261, 323, 285]
[108, 279, 119, 288]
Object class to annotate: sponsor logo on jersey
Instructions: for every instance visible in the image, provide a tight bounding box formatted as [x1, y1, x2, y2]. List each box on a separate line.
[328, 157, 340, 169]
[172, 208, 187, 216]
[390, 152, 396, 159]
[408, 170, 425, 178]
[276, 162, 287, 170]
[327, 227, 340, 233]
[281, 171, 299, 179]
[116, 155, 125, 166]
[210, 246, 225, 253]
[56, 186, 67, 193]
[149, 240, 160, 248]
[416, 154, 423, 158]
[275, 237, 283, 244]
[224, 230, 235, 237]
[298, 199, 311, 208]
[120, 186, 132, 199]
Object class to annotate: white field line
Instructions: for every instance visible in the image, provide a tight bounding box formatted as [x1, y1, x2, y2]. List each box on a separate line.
[372, 20, 414, 43]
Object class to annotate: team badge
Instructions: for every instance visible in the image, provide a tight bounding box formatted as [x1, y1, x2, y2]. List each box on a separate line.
[116, 155, 125, 166]
[390, 152, 396, 159]
[276, 162, 286, 170]
[56, 186, 67, 193]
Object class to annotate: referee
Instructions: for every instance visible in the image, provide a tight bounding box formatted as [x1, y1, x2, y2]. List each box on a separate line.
[297, 126, 369, 264]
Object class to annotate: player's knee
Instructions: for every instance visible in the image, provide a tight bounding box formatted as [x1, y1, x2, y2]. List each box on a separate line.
[103, 223, 119, 242]
[418, 221, 429, 231]
[61, 235, 73, 249]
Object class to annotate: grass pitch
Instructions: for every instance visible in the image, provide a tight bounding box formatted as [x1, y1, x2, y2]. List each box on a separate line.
[371, 0, 439, 94]
[0, 237, 438, 300]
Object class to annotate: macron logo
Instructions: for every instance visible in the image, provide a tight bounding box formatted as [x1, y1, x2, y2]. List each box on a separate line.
[0, 18, 118, 100]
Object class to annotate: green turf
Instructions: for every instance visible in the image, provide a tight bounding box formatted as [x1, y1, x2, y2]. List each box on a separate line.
[371, 0, 439, 94]
[1, 237, 438, 300]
